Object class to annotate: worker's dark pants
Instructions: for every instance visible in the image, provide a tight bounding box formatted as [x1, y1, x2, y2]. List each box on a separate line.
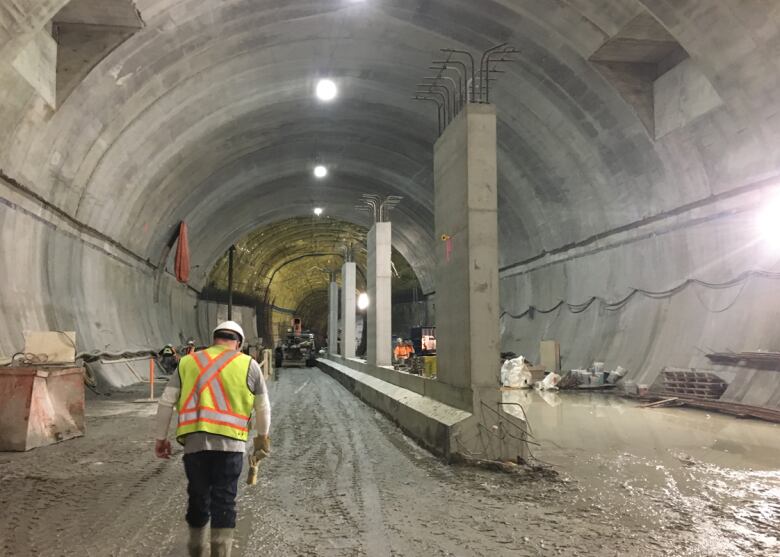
[183, 451, 243, 529]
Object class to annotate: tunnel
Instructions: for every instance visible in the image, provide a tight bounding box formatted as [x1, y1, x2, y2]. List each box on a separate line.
[1, 2, 779, 556]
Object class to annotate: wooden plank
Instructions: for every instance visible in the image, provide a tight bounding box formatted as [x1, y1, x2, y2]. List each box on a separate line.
[639, 397, 680, 408]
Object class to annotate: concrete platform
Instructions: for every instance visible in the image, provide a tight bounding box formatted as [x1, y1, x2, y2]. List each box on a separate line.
[316, 358, 470, 458]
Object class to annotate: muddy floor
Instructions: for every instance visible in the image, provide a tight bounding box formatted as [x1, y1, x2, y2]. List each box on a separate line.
[0, 368, 778, 556]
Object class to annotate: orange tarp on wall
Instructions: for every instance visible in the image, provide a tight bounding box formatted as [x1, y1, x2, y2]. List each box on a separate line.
[174, 221, 190, 283]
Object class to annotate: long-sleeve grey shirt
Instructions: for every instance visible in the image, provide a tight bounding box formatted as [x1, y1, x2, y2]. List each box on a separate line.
[154, 352, 270, 454]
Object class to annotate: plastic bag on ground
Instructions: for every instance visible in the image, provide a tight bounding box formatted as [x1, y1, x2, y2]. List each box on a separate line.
[535, 371, 561, 390]
[607, 365, 627, 384]
[500, 356, 533, 388]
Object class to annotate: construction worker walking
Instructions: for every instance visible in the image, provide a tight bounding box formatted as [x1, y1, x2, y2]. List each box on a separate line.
[182, 339, 196, 356]
[153, 321, 271, 557]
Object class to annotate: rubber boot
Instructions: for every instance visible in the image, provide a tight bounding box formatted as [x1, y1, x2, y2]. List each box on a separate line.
[210, 528, 234, 557]
[187, 526, 208, 557]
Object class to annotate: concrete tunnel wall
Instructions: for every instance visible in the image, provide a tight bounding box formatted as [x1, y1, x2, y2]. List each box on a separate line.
[0, 177, 258, 361]
[1, 1, 780, 407]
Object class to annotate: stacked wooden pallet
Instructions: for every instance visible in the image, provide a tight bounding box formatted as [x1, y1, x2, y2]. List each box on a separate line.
[662, 368, 727, 400]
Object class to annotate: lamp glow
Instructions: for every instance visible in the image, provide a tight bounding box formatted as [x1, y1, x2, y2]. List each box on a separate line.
[758, 199, 780, 248]
[313, 207, 323, 216]
[315, 79, 338, 101]
[314, 165, 328, 178]
[357, 292, 370, 310]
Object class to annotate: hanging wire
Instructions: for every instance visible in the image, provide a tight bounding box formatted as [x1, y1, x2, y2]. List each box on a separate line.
[500, 268, 780, 319]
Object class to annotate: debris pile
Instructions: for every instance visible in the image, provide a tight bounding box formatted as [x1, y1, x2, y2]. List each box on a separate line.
[557, 363, 626, 391]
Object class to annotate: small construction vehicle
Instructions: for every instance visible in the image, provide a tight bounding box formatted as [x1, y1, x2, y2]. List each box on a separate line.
[280, 318, 317, 367]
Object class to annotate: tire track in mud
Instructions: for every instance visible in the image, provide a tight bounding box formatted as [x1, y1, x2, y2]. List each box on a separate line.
[2, 370, 774, 556]
[0, 396, 187, 557]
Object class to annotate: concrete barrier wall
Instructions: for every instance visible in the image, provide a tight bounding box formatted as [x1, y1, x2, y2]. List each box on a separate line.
[317, 358, 470, 458]
[332, 356, 472, 412]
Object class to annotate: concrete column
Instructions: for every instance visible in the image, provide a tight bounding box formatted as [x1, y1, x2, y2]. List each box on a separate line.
[367, 222, 392, 366]
[328, 279, 339, 357]
[434, 104, 500, 402]
[434, 104, 526, 461]
[341, 262, 356, 358]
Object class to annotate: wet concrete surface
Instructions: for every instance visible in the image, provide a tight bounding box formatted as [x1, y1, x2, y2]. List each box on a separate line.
[506, 389, 780, 556]
[0, 368, 777, 556]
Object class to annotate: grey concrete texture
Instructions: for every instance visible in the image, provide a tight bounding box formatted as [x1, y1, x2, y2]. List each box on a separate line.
[366, 222, 392, 367]
[327, 280, 338, 357]
[1, 1, 780, 410]
[340, 261, 357, 358]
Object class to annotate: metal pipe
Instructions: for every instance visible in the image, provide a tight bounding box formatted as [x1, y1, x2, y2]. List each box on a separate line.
[485, 48, 517, 103]
[416, 86, 449, 123]
[227, 245, 235, 320]
[427, 72, 460, 114]
[433, 60, 466, 110]
[441, 48, 476, 102]
[479, 43, 507, 102]
[412, 95, 443, 134]
[418, 84, 450, 123]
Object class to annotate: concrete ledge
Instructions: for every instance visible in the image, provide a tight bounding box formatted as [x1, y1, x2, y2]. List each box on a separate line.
[330, 355, 472, 412]
[317, 358, 470, 458]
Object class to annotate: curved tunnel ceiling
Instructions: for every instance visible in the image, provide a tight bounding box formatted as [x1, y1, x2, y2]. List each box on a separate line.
[206, 216, 420, 312]
[4, 0, 739, 298]
[2, 0, 780, 368]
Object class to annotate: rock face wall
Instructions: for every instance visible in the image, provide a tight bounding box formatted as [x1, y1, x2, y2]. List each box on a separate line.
[1, 1, 780, 406]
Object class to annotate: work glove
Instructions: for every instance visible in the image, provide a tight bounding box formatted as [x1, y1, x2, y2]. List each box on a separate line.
[247, 435, 270, 486]
[252, 435, 271, 462]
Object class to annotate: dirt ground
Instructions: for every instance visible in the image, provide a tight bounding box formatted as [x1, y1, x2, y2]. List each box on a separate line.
[0, 367, 777, 556]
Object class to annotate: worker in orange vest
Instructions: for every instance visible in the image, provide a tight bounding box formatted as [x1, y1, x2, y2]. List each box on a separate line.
[394, 339, 412, 364]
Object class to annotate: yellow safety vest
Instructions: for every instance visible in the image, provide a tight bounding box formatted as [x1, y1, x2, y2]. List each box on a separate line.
[176, 345, 255, 443]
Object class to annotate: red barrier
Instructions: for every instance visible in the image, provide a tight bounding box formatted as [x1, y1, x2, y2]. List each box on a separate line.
[0, 367, 85, 451]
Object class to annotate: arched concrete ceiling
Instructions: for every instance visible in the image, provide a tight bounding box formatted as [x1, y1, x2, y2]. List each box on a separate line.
[206, 216, 420, 311]
[7, 0, 758, 295]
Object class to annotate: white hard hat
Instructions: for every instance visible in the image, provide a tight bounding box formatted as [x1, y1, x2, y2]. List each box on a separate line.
[213, 320, 245, 345]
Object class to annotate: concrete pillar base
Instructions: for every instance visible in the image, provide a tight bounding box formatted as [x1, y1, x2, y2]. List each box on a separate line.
[450, 388, 528, 462]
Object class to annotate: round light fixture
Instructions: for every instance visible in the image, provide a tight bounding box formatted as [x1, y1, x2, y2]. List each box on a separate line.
[313, 207, 323, 216]
[357, 292, 370, 310]
[313, 165, 328, 178]
[315, 79, 338, 101]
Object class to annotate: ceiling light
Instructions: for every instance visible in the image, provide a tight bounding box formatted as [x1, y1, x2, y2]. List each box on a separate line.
[316, 79, 338, 101]
[357, 292, 370, 310]
[313, 165, 328, 178]
[313, 207, 323, 216]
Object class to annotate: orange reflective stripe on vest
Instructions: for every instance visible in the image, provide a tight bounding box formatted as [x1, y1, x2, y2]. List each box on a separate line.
[178, 349, 250, 431]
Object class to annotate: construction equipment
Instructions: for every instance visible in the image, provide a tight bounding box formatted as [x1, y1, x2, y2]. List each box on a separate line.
[410, 326, 436, 356]
[280, 319, 317, 367]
